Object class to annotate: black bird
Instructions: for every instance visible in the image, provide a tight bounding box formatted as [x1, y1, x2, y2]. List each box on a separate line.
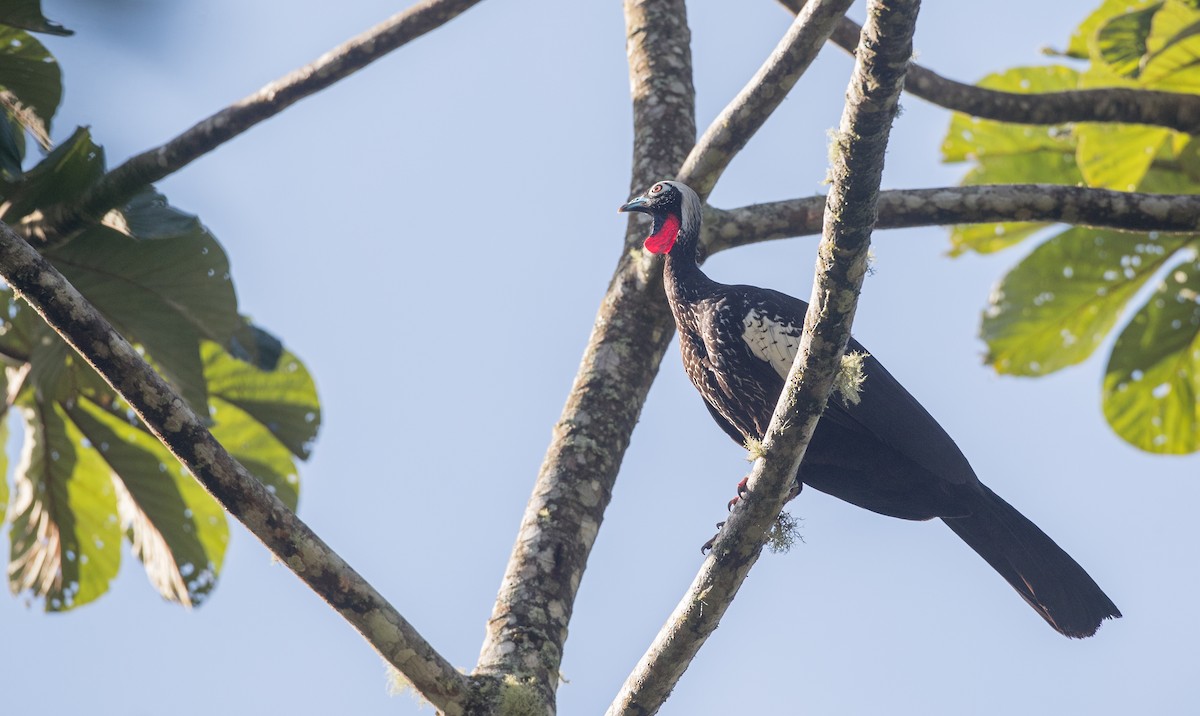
[619, 180, 1121, 638]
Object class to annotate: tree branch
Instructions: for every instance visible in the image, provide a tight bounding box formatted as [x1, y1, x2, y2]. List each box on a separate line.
[608, 1, 918, 713]
[473, 1, 696, 711]
[677, 0, 855, 198]
[23, 0, 484, 247]
[0, 220, 471, 715]
[777, 0, 1200, 133]
[702, 184, 1200, 253]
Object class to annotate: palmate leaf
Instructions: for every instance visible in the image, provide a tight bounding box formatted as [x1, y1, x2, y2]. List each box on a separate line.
[204, 342, 320, 462]
[943, 67, 1081, 256]
[949, 151, 1082, 255]
[983, 229, 1193, 375]
[1066, 0, 1159, 59]
[66, 398, 229, 606]
[1075, 124, 1174, 190]
[1093, 2, 1162, 76]
[1104, 256, 1200, 453]
[0, 25, 62, 137]
[0, 127, 102, 222]
[1140, 1, 1200, 90]
[0, 0, 73, 36]
[46, 189, 240, 412]
[7, 399, 121, 611]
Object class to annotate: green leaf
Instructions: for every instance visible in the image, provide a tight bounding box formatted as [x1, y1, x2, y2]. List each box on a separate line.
[983, 229, 1191, 375]
[1093, 3, 1161, 76]
[0, 0, 73, 35]
[959, 149, 1084, 186]
[210, 395, 300, 511]
[66, 398, 229, 606]
[228, 321, 285, 372]
[1103, 257, 1200, 453]
[942, 66, 1080, 164]
[1, 296, 108, 404]
[46, 190, 241, 412]
[7, 399, 121, 611]
[0, 113, 24, 178]
[0, 25, 62, 136]
[1140, 2, 1200, 89]
[1068, 0, 1160, 59]
[949, 221, 1047, 257]
[1076, 124, 1173, 189]
[0, 126, 103, 222]
[204, 342, 320, 461]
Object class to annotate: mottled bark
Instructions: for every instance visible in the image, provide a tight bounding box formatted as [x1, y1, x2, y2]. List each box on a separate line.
[701, 184, 1200, 253]
[0, 221, 470, 714]
[607, 2, 919, 714]
[23, 0, 485, 248]
[777, 0, 1200, 133]
[472, 1, 695, 712]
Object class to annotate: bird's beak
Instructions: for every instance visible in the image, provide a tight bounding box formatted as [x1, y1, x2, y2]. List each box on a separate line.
[618, 196, 650, 213]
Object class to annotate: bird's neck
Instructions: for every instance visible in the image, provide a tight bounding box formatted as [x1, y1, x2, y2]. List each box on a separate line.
[663, 218, 717, 306]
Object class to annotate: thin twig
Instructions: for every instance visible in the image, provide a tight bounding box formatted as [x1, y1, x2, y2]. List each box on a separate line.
[473, 0, 696, 710]
[776, 0, 1200, 133]
[677, 0, 855, 198]
[0, 219, 471, 715]
[23, 0, 484, 247]
[702, 184, 1200, 253]
[607, 1, 919, 714]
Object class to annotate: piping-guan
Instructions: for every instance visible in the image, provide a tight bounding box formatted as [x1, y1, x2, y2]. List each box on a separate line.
[620, 180, 1120, 638]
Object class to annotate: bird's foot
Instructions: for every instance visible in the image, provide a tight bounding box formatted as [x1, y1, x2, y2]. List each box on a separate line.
[725, 477, 751, 511]
[701, 522, 724, 555]
[704, 479, 803, 554]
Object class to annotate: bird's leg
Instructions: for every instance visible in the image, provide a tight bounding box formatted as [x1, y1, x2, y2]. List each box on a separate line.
[702, 478, 803, 553]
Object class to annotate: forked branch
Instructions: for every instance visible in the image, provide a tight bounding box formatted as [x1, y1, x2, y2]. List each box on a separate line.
[0, 220, 470, 715]
[607, 1, 920, 713]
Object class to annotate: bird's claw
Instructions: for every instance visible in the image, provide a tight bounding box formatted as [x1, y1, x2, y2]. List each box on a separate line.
[701, 521, 725, 555]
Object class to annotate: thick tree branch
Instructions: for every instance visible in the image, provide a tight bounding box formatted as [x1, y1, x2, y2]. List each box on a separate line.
[22, 0, 484, 247]
[0, 220, 470, 715]
[473, 1, 695, 711]
[702, 184, 1200, 253]
[677, 0, 854, 198]
[777, 0, 1200, 133]
[608, 2, 918, 714]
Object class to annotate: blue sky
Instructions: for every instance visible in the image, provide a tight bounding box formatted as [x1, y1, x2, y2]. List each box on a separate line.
[4, 1, 1198, 714]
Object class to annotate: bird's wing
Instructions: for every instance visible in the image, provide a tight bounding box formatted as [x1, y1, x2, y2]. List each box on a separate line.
[741, 287, 977, 485]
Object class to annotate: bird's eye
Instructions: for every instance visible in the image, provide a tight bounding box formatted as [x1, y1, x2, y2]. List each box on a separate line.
[651, 183, 663, 193]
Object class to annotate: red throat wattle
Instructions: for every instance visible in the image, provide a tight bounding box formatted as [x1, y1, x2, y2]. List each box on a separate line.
[644, 213, 680, 254]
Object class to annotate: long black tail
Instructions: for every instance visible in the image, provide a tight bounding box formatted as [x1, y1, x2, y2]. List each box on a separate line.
[941, 484, 1121, 638]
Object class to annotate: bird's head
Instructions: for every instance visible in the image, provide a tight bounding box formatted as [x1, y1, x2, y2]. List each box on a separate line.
[619, 180, 697, 254]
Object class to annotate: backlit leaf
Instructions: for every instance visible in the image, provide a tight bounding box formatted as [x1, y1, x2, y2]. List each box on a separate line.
[1093, 3, 1161, 76]
[1067, 0, 1160, 59]
[1076, 124, 1173, 189]
[7, 400, 121, 611]
[984, 229, 1191, 375]
[66, 398, 228, 606]
[1140, 2, 1200, 89]
[204, 342, 320, 461]
[1103, 256, 1200, 453]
